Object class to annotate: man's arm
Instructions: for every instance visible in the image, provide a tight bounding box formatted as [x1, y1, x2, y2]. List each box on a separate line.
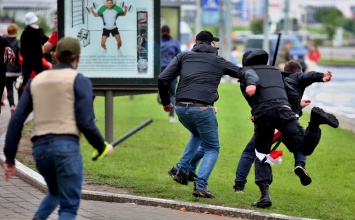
[4, 81, 34, 165]
[158, 56, 181, 106]
[90, 7, 99, 17]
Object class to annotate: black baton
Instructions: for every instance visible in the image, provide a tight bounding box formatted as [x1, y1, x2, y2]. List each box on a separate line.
[92, 119, 153, 161]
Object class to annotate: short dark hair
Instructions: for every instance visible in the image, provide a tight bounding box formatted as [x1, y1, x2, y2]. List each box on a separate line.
[284, 60, 302, 73]
[161, 25, 170, 33]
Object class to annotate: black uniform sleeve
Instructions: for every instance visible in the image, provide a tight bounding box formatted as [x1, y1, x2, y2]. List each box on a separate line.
[158, 56, 181, 106]
[294, 71, 324, 89]
[222, 60, 259, 86]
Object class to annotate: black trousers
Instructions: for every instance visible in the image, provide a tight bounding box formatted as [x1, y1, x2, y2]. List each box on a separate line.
[5, 76, 19, 106]
[0, 70, 5, 114]
[253, 107, 321, 184]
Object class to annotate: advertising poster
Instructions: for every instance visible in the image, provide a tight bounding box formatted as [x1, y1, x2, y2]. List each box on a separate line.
[62, 0, 158, 80]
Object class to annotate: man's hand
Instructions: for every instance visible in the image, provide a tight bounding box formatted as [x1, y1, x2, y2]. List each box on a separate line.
[245, 85, 256, 97]
[323, 71, 332, 82]
[3, 163, 15, 181]
[213, 106, 218, 114]
[301, 99, 311, 108]
[163, 103, 173, 112]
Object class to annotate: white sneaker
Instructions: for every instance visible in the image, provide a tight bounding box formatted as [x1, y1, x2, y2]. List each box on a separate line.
[169, 116, 177, 123]
[103, 48, 107, 54]
[117, 48, 122, 56]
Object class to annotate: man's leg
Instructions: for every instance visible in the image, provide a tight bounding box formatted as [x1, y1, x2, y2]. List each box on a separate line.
[234, 135, 256, 192]
[173, 106, 202, 185]
[293, 151, 312, 186]
[32, 144, 60, 220]
[192, 107, 219, 198]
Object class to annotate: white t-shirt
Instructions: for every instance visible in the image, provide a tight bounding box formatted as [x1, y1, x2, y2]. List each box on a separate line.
[102, 9, 118, 30]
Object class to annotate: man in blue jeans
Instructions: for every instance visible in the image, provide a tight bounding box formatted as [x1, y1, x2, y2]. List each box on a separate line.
[3, 37, 114, 220]
[158, 30, 259, 198]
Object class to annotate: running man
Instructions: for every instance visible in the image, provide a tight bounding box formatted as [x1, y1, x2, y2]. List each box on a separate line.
[90, 0, 128, 55]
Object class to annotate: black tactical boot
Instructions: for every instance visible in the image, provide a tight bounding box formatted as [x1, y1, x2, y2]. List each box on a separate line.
[310, 107, 339, 128]
[251, 183, 272, 208]
[173, 167, 189, 185]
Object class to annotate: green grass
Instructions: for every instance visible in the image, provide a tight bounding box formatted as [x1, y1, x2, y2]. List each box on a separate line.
[77, 83, 355, 220]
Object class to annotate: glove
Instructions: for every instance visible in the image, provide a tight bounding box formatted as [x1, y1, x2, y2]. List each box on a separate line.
[92, 141, 113, 161]
[266, 150, 283, 166]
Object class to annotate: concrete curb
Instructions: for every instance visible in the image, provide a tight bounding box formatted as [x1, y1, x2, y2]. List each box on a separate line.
[0, 131, 316, 220]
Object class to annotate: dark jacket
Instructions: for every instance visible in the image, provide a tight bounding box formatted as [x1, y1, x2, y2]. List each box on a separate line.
[4, 63, 105, 164]
[241, 49, 300, 115]
[158, 42, 259, 106]
[20, 25, 48, 71]
[5, 37, 21, 73]
[281, 70, 324, 116]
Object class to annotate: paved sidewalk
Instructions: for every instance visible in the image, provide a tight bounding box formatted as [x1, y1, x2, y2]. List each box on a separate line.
[0, 104, 313, 220]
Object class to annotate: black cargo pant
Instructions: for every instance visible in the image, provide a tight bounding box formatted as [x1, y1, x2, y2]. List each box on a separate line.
[253, 106, 321, 184]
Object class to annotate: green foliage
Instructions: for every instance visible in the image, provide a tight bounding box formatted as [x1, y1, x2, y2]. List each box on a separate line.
[313, 7, 345, 41]
[37, 16, 51, 35]
[78, 84, 355, 220]
[276, 18, 300, 33]
[250, 19, 263, 34]
[343, 18, 355, 34]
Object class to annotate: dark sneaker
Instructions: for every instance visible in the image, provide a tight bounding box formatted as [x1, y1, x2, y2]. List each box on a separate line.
[173, 168, 189, 185]
[168, 166, 177, 178]
[311, 107, 339, 128]
[168, 167, 196, 182]
[294, 165, 312, 186]
[188, 172, 197, 182]
[192, 189, 215, 198]
[233, 183, 245, 193]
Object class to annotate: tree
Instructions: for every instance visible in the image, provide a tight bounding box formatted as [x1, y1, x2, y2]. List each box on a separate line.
[250, 19, 263, 34]
[343, 19, 355, 34]
[313, 7, 344, 41]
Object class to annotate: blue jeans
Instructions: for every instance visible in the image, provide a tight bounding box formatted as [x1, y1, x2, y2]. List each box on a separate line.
[235, 135, 306, 185]
[32, 140, 83, 220]
[175, 106, 219, 190]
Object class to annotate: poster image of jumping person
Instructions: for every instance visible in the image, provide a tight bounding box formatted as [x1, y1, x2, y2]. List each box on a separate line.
[89, 0, 128, 56]
[64, 0, 154, 79]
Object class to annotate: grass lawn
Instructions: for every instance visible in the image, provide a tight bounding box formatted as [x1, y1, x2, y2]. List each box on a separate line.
[79, 83, 354, 220]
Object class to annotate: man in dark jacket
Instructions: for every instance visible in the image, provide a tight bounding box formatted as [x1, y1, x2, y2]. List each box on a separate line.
[19, 12, 48, 98]
[233, 60, 334, 193]
[239, 50, 338, 208]
[158, 30, 259, 198]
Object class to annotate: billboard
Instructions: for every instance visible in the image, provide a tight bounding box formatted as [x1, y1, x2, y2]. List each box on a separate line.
[58, 0, 160, 87]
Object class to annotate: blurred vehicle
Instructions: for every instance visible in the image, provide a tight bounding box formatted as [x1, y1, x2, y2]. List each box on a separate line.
[244, 35, 307, 69]
[232, 31, 251, 44]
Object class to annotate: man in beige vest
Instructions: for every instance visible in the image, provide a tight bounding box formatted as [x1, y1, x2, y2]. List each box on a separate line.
[3, 36, 114, 220]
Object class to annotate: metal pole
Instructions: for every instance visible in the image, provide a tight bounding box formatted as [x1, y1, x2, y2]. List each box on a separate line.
[195, 0, 202, 35]
[225, 0, 232, 60]
[105, 90, 114, 142]
[262, 0, 269, 53]
[284, 0, 289, 34]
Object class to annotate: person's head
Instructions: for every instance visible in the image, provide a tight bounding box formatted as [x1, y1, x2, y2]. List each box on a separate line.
[7, 23, 18, 36]
[55, 37, 81, 67]
[54, 11, 58, 27]
[161, 25, 170, 38]
[242, 49, 269, 66]
[284, 60, 302, 73]
[284, 41, 292, 49]
[25, 12, 38, 25]
[106, 0, 113, 8]
[195, 30, 219, 46]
